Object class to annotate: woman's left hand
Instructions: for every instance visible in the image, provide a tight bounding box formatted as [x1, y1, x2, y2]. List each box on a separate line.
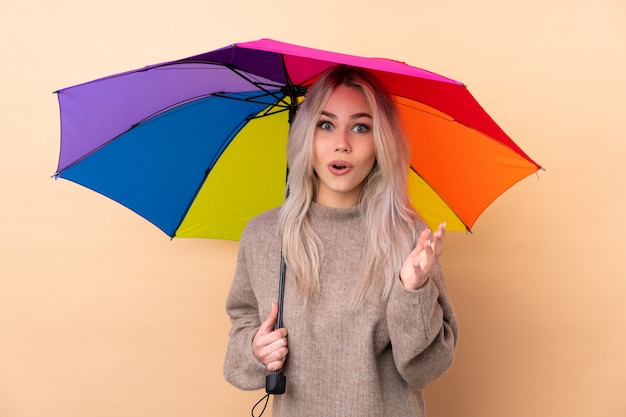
[399, 222, 446, 290]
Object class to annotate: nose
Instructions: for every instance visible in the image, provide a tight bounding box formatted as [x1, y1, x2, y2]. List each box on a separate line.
[334, 130, 351, 153]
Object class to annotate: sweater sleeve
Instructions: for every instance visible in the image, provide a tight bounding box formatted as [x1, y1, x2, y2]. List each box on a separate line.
[223, 233, 268, 391]
[386, 261, 458, 390]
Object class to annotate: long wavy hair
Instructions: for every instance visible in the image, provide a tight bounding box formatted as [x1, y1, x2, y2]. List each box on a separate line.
[278, 65, 421, 306]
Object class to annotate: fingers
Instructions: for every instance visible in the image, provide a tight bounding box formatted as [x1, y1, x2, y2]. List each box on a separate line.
[405, 229, 433, 270]
[259, 301, 279, 333]
[414, 231, 433, 273]
[265, 343, 289, 372]
[253, 331, 288, 371]
[400, 225, 444, 290]
[416, 228, 432, 252]
[253, 302, 288, 371]
[431, 222, 446, 257]
[399, 231, 430, 290]
[433, 222, 446, 241]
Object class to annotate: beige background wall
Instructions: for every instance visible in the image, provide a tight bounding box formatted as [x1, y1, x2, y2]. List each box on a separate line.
[1, 0, 625, 416]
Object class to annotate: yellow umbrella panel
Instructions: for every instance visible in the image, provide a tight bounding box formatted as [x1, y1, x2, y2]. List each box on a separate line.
[177, 110, 289, 239]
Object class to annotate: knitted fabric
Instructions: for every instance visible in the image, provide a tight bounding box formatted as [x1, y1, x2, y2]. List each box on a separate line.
[224, 203, 458, 416]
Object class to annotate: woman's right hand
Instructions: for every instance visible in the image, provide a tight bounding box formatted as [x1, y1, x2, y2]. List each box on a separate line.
[252, 302, 288, 372]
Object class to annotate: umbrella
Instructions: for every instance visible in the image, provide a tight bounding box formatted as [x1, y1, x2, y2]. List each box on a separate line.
[53, 38, 541, 240]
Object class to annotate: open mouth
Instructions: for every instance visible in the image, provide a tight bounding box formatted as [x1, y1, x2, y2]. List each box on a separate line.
[328, 161, 352, 175]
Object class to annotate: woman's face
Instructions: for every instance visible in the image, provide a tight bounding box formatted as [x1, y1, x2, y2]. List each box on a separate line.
[313, 84, 376, 208]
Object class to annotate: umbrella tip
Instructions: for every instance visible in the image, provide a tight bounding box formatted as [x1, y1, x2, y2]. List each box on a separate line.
[535, 167, 546, 179]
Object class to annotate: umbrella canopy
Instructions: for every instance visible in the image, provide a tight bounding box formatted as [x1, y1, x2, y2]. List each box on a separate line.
[54, 38, 541, 240]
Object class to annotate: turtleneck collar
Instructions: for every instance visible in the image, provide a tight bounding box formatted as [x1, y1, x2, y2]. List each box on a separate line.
[309, 201, 364, 221]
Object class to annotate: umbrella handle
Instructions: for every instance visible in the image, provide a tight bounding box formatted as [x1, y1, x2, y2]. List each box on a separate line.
[266, 253, 287, 395]
[266, 372, 286, 395]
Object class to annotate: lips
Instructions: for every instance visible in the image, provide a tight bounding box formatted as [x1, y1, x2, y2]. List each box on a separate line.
[328, 160, 353, 175]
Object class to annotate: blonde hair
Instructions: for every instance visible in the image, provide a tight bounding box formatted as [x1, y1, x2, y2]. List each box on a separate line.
[278, 65, 420, 306]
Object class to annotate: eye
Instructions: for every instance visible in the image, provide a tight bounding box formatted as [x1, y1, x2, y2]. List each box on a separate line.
[318, 120, 333, 130]
[353, 124, 370, 134]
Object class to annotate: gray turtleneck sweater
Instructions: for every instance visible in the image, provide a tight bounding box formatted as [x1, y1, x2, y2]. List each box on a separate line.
[224, 203, 458, 416]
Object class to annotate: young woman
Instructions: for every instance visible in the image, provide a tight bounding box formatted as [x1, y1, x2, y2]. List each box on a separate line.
[224, 65, 458, 417]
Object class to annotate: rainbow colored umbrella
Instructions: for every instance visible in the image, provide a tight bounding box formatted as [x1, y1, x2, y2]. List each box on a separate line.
[54, 38, 541, 240]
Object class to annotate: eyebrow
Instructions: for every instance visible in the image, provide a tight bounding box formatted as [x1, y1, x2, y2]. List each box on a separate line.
[320, 111, 372, 120]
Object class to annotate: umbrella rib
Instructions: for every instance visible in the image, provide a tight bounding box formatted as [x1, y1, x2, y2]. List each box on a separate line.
[226, 65, 292, 108]
[154, 60, 293, 115]
[200, 63, 299, 120]
[393, 98, 455, 123]
[172, 114, 257, 237]
[135, 90, 288, 127]
[53, 127, 133, 177]
[409, 165, 471, 233]
[55, 89, 289, 178]
[210, 93, 290, 119]
[278, 54, 308, 124]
